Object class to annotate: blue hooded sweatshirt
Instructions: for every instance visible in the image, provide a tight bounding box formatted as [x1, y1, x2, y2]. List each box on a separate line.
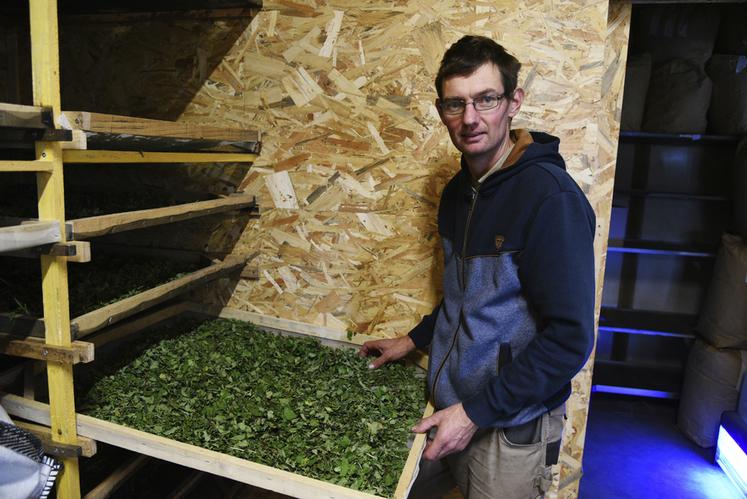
[408, 130, 596, 428]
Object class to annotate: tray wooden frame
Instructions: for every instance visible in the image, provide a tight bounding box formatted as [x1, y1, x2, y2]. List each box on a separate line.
[2, 307, 433, 499]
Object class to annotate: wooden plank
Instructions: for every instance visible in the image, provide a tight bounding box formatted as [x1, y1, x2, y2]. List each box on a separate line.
[29, 0, 80, 495]
[83, 455, 149, 499]
[0, 393, 384, 499]
[0, 314, 45, 338]
[89, 301, 193, 349]
[79, 131, 260, 154]
[60, 129, 87, 150]
[13, 419, 97, 458]
[167, 472, 206, 499]
[0, 160, 54, 172]
[393, 402, 434, 499]
[0, 102, 50, 129]
[69, 195, 257, 239]
[0, 241, 90, 262]
[0, 336, 93, 363]
[73, 257, 248, 337]
[60, 110, 260, 142]
[62, 150, 258, 164]
[0, 220, 61, 252]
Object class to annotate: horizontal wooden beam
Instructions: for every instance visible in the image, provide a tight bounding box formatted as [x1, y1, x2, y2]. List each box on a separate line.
[0, 314, 46, 339]
[69, 195, 257, 239]
[90, 301, 193, 349]
[62, 150, 258, 164]
[0, 103, 50, 129]
[167, 471, 206, 499]
[83, 455, 149, 499]
[0, 393, 385, 499]
[60, 111, 259, 142]
[0, 336, 94, 364]
[79, 131, 260, 154]
[0, 160, 54, 172]
[0, 220, 61, 252]
[13, 419, 97, 458]
[2, 241, 90, 263]
[73, 257, 249, 337]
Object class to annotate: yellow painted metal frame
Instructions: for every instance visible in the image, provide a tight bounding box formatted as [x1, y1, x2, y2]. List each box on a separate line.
[29, 0, 80, 497]
[63, 150, 258, 164]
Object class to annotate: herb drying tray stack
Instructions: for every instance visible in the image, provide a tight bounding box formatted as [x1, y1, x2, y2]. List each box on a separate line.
[2, 311, 432, 499]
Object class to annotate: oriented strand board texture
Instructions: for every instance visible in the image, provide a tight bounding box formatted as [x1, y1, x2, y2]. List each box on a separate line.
[180, 0, 630, 495]
[558, 2, 631, 497]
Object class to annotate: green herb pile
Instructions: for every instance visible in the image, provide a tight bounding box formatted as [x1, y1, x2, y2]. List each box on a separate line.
[79, 319, 425, 496]
[0, 256, 200, 317]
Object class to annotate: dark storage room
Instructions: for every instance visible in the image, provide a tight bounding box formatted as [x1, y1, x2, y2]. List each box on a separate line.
[0, 1, 745, 498]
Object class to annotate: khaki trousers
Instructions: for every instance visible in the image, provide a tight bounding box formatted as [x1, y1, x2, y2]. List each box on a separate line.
[409, 405, 565, 499]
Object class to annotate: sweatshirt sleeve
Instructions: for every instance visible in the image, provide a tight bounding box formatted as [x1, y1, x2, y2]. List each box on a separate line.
[462, 191, 596, 427]
[407, 302, 441, 349]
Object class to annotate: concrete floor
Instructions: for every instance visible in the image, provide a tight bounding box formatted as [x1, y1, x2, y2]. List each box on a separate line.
[580, 394, 744, 499]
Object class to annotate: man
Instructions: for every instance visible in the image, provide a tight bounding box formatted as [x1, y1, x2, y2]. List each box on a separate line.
[359, 35, 596, 498]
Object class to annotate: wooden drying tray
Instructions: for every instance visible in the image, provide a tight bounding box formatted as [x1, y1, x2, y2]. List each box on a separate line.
[59, 110, 261, 156]
[0, 306, 433, 499]
[67, 194, 258, 240]
[0, 255, 252, 340]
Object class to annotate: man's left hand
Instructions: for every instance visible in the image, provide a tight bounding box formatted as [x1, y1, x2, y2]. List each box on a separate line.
[412, 403, 478, 461]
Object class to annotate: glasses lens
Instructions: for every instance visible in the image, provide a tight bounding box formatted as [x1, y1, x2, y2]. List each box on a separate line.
[474, 95, 501, 111]
[442, 100, 465, 115]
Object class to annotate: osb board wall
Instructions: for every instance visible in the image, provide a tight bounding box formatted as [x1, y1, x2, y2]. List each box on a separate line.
[559, 2, 631, 497]
[179, 0, 632, 495]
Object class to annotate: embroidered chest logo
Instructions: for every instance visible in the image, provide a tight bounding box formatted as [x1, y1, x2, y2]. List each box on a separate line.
[495, 235, 505, 250]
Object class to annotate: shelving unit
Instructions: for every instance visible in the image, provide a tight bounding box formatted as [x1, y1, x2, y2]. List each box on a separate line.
[595, 130, 738, 399]
[0, 2, 261, 497]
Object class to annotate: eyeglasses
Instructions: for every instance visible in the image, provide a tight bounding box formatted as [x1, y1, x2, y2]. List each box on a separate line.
[439, 94, 507, 116]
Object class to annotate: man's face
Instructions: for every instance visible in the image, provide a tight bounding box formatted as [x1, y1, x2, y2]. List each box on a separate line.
[437, 63, 523, 173]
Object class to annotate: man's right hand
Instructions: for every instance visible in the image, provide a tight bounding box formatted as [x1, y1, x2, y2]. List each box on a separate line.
[358, 336, 416, 369]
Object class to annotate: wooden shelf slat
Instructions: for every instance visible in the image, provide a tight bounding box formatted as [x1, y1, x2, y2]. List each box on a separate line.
[62, 150, 257, 164]
[0, 160, 55, 173]
[0, 336, 93, 363]
[68, 195, 256, 240]
[0, 103, 50, 129]
[60, 110, 259, 142]
[0, 314, 46, 339]
[73, 256, 249, 337]
[13, 419, 97, 458]
[83, 455, 149, 499]
[0, 219, 61, 252]
[89, 302, 193, 349]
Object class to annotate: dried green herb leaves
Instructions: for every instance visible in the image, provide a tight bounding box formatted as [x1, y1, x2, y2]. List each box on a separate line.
[80, 319, 425, 497]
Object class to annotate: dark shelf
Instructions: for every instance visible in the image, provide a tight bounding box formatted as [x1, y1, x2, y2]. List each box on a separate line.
[592, 359, 683, 399]
[599, 307, 698, 339]
[607, 239, 717, 257]
[613, 189, 728, 203]
[619, 130, 741, 144]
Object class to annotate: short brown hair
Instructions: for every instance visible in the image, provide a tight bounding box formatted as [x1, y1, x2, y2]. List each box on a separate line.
[435, 35, 521, 100]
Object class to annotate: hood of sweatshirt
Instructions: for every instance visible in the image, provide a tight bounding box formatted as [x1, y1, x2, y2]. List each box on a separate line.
[460, 130, 567, 196]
